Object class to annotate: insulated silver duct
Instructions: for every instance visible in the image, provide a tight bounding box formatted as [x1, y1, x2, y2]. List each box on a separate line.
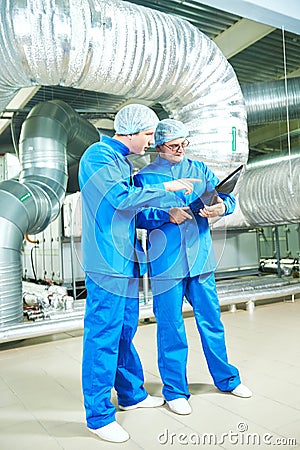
[213, 155, 300, 229]
[239, 156, 300, 227]
[235, 77, 300, 227]
[0, 0, 249, 326]
[242, 77, 300, 126]
[0, 100, 99, 326]
[216, 78, 300, 229]
[0, 0, 248, 180]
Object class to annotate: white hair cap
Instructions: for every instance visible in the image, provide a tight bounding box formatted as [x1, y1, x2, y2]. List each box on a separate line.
[155, 119, 189, 145]
[114, 104, 159, 135]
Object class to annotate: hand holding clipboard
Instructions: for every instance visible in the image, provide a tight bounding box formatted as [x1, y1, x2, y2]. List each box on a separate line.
[189, 164, 244, 213]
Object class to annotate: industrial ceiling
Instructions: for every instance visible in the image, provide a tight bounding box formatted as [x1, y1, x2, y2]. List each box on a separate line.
[1, 0, 300, 163]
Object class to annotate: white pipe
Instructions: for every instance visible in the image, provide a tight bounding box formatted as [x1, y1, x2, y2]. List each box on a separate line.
[139, 283, 300, 318]
[0, 316, 84, 344]
[0, 279, 299, 342]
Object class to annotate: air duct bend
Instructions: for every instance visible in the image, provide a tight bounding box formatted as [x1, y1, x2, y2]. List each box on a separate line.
[0, 100, 99, 326]
[0, 0, 248, 179]
[0, 0, 249, 325]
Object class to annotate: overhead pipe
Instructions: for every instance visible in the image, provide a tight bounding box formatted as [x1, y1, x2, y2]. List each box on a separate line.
[213, 155, 300, 229]
[0, 100, 99, 326]
[237, 78, 300, 226]
[1, 1, 299, 233]
[0, 2, 299, 236]
[0, 0, 249, 326]
[0, 0, 248, 180]
[239, 78, 300, 226]
[239, 77, 300, 226]
[216, 78, 300, 229]
[238, 156, 300, 226]
[242, 77, 300, 126]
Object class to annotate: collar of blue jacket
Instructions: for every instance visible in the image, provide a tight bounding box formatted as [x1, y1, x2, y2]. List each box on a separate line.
[101, 135, 130, 156]
[155, 155, 183, 166]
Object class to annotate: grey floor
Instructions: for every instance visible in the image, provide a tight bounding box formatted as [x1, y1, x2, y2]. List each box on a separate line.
[0, 298, 300, 449]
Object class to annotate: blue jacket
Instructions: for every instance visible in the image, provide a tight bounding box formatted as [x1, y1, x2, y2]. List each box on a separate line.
[134, 156, 236, 279]
[78, 136, 171, 278]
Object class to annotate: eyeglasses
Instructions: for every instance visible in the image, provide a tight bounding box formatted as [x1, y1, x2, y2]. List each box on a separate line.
[162, 139, 190, 153]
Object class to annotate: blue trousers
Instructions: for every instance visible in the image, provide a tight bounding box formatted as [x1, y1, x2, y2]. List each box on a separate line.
[152, 272, 241, 401]
[82, 275, 148, 429]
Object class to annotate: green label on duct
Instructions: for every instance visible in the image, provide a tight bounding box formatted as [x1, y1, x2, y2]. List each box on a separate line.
[19, 192, 31, 202]
[232, 126, 236, 151]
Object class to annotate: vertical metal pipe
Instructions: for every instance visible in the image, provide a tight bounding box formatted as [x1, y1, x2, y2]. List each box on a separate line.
[284, 225, 290, 257]
[274, 226, 282, 278]
[256, 228, 262, 261]
[140, 229, 149, 305]
[69, 202, 77, 301]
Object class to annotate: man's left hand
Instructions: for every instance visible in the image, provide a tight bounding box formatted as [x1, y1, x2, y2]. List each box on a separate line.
[198, 196, 226, 218]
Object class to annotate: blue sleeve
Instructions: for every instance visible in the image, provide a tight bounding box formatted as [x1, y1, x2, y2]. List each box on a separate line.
[79, 148, 174, 211]
[201, 164, 236, 215]
[136, 208, 170, 229]
[218, 192, 236, 215]
[134, 169, 182, 228]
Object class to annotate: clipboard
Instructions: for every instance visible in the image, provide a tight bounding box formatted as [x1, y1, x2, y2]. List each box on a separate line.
[189, 164, 244, 211]
[214, 164, 244, 195]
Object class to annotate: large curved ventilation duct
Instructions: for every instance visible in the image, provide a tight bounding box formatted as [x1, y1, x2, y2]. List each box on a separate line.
[0, 0, 249, 325]
[0, 100, 99, 326]
[0, 0, 248, 179]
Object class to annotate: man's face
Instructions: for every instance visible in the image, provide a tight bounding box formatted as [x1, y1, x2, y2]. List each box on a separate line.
[157, 137, 189, 163]
[128, 128, 156, 155]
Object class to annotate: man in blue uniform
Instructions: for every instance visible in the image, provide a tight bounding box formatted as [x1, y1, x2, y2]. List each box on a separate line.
[134, 119, 252, 416]
[78, 106, 198, 442]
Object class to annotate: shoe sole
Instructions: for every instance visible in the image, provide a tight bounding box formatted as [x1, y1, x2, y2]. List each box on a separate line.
[231, 393, 252, 398]
[118, 404, 137, 411]
[167, 400, 192, 415]
[119, 400, 165, 411]
[88, 428, 130, 443]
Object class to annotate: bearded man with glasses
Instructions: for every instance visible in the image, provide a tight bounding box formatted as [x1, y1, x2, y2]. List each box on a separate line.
[134, 119, 252, 416]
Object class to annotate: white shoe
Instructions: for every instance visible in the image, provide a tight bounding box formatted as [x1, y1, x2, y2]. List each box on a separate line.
[167, 398, 192, 415]
[231, 384, 252, 398]
[89, 421, 130, 443]
[119, 394, 165, 411]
